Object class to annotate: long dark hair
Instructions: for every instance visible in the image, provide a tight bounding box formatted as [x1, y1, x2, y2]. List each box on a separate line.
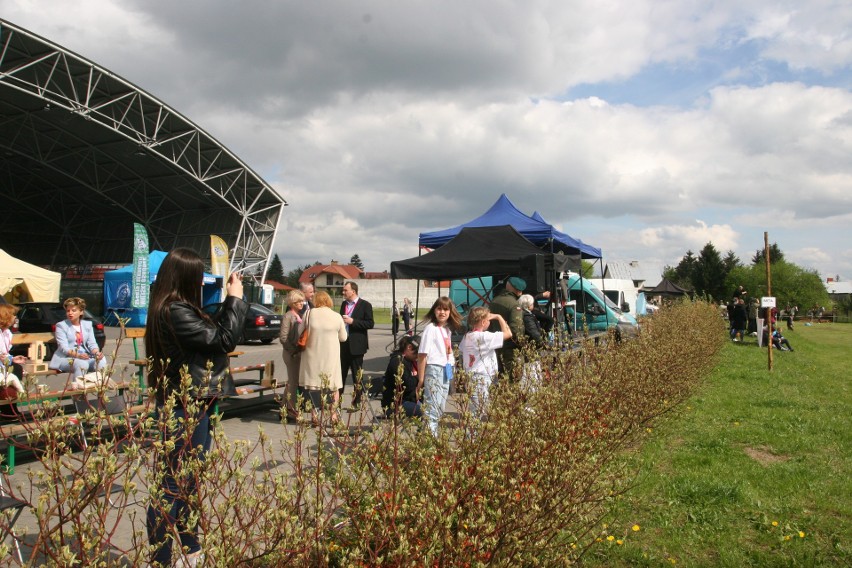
[145, 247, 207, 377]
[425, 296, 462, 331]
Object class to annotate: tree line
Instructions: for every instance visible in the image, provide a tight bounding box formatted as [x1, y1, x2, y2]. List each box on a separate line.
[663, 242, 832, 311]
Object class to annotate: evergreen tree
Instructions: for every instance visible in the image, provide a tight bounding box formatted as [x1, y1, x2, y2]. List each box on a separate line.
[694, 242, 726, 300]
[751, 243, 785, 265]
[663, 250, 697, 290]
[722, 250, 741, 274]
[266, 254, 285, 283]
[350, 254, 365, 271]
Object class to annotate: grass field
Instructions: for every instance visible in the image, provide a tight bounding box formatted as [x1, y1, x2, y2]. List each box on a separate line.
[586, 323, 851, 567]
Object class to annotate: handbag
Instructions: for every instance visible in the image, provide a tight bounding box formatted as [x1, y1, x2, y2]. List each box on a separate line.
[297, 310, 310, 351]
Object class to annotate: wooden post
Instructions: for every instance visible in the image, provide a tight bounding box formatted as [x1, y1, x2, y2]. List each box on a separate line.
[765, 232, 773, 371]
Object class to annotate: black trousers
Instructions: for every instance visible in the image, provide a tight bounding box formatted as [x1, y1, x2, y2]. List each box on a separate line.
[340, 342, 365, 401]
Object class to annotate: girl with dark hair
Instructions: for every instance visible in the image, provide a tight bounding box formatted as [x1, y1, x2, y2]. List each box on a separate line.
[145, 247, 247, 567]
[416, 296, 462, 436]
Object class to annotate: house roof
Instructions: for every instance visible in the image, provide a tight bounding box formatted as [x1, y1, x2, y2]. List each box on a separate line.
[825, 280, 852, 294]
[603, 260, 662, 287]
[298, 264, 362, 283]
[265, 280, 295, 291]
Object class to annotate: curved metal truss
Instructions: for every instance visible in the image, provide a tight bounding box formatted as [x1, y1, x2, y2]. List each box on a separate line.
[0, 19, 286, 276]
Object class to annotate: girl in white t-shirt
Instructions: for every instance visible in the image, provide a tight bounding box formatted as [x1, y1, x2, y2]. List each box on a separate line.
[459, 306, 511, 420]
[417, 297, 462, 437]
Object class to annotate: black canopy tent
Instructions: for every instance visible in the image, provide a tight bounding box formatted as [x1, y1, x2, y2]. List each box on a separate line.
[390, 226, 578, 343]
[645, 278, 692, 299]
[390, 226, 577, 281]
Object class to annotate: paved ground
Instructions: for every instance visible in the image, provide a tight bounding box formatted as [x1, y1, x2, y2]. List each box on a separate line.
[3, 324, 402, 565]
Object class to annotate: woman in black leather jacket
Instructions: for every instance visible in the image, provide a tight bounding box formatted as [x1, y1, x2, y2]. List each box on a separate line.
[144, 247, 247, 567]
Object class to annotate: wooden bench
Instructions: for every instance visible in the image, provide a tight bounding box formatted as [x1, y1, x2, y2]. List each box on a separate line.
[122, 327, 279, 409]
[0, 381, 141, 473]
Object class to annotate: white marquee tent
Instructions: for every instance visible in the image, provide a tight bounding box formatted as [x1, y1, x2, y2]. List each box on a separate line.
[0, 249, 61, 302]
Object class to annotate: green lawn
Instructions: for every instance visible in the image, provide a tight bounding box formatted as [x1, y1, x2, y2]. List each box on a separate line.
[586, 323, 851, 567]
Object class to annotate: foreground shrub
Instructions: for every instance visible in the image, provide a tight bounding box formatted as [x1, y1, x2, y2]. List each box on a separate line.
[329, 299, 727, 566]
[0, 300, 725, 566]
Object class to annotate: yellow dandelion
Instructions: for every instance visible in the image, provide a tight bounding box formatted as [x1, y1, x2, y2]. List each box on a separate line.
[771, 521, 779, 527]
[616, 539, 624, 545]
[798, 531, 805, 538]
[607, 535, 615, 541]
[784, 535, 792, 541]
[632, 524, 641, 532]
[595, 537, 602, 543]
[668, 558, 677, 565]
[570, 543, 577, 550]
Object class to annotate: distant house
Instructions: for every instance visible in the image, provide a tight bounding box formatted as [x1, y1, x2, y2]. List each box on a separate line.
[299, 261, 363, 295]
[602, 260, 658, 291]
[824, 277, 852, 304]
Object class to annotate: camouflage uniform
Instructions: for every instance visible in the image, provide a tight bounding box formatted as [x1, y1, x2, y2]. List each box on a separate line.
[489, 290, 524, 379]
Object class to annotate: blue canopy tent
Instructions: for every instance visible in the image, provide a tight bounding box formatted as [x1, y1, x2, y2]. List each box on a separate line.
[103, 250, 223, 326]
[530, 210, 602, 259]
[419, 194, 602, 259]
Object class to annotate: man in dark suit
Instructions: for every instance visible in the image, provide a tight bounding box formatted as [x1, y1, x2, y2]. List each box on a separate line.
[339, 281, 374, 406]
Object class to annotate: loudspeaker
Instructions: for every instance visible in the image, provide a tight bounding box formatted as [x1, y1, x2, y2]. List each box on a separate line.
[520, 254, 546, 294]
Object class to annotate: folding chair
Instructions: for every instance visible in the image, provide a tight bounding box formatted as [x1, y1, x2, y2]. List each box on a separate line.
[0, 476, 27, 564]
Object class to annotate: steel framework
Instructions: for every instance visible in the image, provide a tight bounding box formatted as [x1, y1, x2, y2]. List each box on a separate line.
[0, 19, 286, 276]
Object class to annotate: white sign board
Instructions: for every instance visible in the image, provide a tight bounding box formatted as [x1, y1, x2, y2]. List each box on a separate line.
[761, 296, 776, 308]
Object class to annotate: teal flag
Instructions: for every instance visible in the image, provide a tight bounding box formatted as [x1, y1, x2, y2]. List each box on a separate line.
[131, 223, 149, 308]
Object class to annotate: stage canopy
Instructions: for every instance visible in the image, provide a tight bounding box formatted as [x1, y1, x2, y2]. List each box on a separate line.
[418, 194, 601, 258]
[392, 225, 576, 281]
[0, 19, 286, 275]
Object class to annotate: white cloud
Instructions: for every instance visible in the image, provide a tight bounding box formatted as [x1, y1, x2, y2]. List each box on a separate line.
[4, 0, 852, 280]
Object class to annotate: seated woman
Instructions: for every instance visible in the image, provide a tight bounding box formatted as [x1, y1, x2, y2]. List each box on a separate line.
[48, 297, 108, 380]
[0, 303, 27, 420]
[381, 335, 421, 418]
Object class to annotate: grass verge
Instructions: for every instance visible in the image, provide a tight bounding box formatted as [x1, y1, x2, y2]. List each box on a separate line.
[586, 323, 851, 567]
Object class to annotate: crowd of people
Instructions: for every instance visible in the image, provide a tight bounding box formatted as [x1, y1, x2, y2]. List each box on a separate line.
[724, 285, 795, 352]
[273, 273, 558, 439]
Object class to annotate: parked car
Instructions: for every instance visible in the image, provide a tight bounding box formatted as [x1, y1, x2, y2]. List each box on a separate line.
[10, 302, 107, 358]
[202, 302, 281, 344]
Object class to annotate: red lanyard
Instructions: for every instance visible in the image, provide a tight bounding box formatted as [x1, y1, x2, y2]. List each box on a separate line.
[441, 327, 451, 356]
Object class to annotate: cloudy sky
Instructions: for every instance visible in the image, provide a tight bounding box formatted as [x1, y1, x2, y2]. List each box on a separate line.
[6, 1, 852, 282]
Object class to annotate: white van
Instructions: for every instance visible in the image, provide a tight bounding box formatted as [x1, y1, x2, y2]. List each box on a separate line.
[588, 278, 639, 315]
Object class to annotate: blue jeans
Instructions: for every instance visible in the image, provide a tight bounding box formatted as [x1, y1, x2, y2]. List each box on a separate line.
[423, 364, 449, 437]
[401, 400, 423, 417]
[52, 355, 108, 379]
[147, 402, 213, 565]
